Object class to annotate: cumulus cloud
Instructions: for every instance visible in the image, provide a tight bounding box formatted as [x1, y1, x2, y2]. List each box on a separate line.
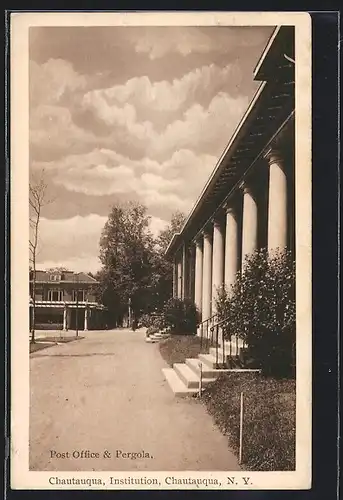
[81, 89, 248, 160]
[83, 63, 243, 114]
[30, 58, 87, 107]
[33, 147, 217, 214]
[30, 104, 98, 155]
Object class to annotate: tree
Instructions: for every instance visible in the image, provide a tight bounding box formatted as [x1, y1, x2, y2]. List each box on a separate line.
[156, 211, 187, 253]
[215, 248, 295, 377]
[97, 205, 188, 326]
[98, 201, 156, 326]
[46, 266, 70, 274]
[29, 171, 52, 343]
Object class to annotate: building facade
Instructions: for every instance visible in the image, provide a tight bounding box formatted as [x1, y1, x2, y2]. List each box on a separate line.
[166, 26, 295, 325]
[29, 269, 106, 331]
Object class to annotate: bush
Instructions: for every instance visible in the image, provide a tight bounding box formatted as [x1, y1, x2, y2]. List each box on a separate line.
[162, 297, 200, 335]
[159, 335, 214, 366]
[215, 248, 295, 378]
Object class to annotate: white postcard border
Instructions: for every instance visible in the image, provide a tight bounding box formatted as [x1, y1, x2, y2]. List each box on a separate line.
[10, 10, 312, 490]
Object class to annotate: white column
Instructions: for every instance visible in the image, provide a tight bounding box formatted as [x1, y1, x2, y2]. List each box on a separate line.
[212, 221, 225, 313]
[181, 244, 187, 299]
[63, 306, 67, 331]
[67, 308, 71, 331]
[177, 259, 182, 299]
[202, 230, 213, 321]
[194, 239, 203, 314]
[266, 149, 288, 252]
[84, 308, 88, 331]
[241, 183, 258, 269]
[224, 206, 239, 290]
[172, 260, 177, 298]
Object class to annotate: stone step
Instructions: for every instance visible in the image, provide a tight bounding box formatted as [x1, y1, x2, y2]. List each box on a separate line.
[198, 353, 227, 369]
[173, 363, 217, 389]
[162, 368, 198, 397]
[173, 363, 200, 388]
[145, 337, 159, 343]
[186, 357, 230, 379]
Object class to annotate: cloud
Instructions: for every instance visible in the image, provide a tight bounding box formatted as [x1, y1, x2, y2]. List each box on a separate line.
[149, 216, 169, 237]
[30, 58, 87, 107]
[131, 27, 272, 59]
[30, 104, 98, 156]
[33, 147, 217, 214]
[81, 89, 248, 160]
[83, 63, 243, 114]
[154, 92, 248, 156]
[37, 256, 102, 274]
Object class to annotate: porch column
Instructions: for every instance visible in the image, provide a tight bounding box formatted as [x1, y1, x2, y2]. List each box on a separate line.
[181, 244, 187, 299]
[67, 308, 71, 331]
[177, 258, 182, 299]
[224, 206, 239, 290]
[212, 220, 225, 314]
[172, 260, 177, 298]
[201, 229, 213, 321]
[265, 149, 288, 252]
[241, 182, 258, 269]
[63, 306, 67, 331]
[194, 238, 203, 314]
[84, 307, 88, 331]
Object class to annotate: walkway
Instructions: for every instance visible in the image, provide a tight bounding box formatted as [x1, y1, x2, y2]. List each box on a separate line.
[30, 329, 240, 471]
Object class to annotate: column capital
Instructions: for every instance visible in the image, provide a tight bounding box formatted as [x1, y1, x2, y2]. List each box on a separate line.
[202, 224, 213, 238]
[263, 147, 284, 166]
[238, 180, 254, 197]
[223, 203, 236, 216]
[212, 218, 222, 229]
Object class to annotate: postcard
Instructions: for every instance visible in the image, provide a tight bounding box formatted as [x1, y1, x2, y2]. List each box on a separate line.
[10, 10, 312, 490]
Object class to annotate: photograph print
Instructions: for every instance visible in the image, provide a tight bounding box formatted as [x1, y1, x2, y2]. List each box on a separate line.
[10, 11, 312, 490]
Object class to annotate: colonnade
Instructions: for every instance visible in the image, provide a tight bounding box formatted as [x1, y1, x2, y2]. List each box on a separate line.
[172, 148, 289, 322]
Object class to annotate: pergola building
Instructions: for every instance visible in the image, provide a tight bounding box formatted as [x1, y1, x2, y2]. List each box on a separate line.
[166, 26, 295, 325]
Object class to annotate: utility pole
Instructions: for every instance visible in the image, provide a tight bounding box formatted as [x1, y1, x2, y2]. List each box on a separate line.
[76, 273, 79, 337]
[128, 297, 132, 328]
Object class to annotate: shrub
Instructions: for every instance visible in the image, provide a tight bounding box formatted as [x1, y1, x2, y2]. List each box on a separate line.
[140, 312, 164, 330]
[159, 335, 214, 366]
[215, 248, 295, 378]
[162, 297, 200, 335]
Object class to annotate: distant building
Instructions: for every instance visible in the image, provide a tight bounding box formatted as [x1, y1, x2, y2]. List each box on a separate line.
[29, 269, 106, 331]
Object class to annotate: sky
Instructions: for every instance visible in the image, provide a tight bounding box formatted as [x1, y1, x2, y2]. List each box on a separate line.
[29, 25, 274, 273]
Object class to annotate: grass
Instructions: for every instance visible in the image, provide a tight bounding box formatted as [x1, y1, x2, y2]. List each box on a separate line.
[29, 336, 84, 354]
[159, 334, 215, 367]
[201, 372, 296, 471]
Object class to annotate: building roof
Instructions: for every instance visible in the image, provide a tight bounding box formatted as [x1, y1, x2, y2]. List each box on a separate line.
[30, 270, 98, 284]
[165, 25, 295, 259]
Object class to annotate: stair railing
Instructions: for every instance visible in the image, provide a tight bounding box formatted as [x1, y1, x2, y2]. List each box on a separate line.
[198, 313, 218, 350]
[210, 315, 233, 369]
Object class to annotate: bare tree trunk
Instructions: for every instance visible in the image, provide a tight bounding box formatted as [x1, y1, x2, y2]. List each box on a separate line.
[31, 255, 36, 343]
[29, 171, 51, 344]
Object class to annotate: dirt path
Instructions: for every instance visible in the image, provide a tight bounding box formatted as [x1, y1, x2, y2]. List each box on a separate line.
[30, 329, 240, 471]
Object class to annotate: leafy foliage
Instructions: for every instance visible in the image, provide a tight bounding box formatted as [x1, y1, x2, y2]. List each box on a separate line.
[215, 248, 295, 377]
[162, 297, 200, 335]
[96, 203, 186, 326]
